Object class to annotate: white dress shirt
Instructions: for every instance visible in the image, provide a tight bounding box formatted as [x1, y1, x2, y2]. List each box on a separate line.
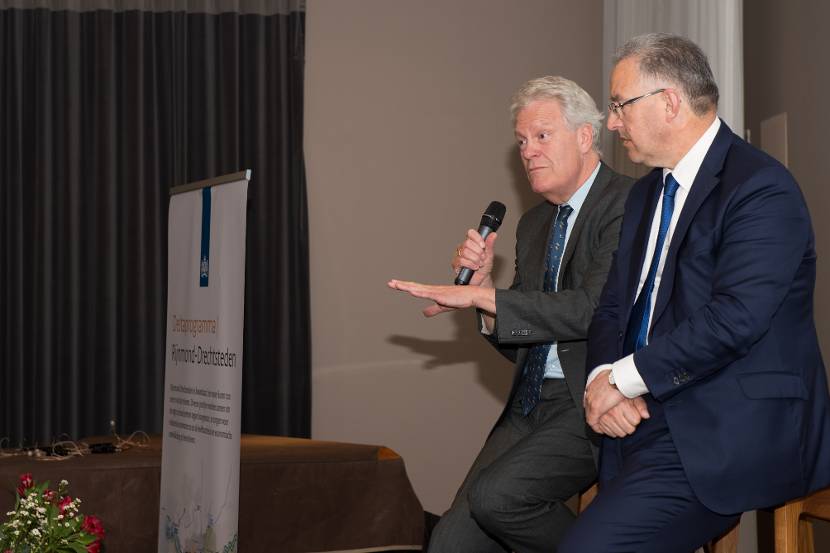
[587, 118, 721, 397]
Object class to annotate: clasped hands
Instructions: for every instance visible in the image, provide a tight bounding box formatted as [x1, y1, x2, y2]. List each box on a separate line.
[584, 370, 650, 437]
[388, 229, 498, 317]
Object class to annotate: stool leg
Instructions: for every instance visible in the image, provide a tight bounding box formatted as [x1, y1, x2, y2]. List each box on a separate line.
[707, 522, 739, 553]
[775, 501, 805, 553]
[577, 483, 598, 513]
[799, 519, 814, 553]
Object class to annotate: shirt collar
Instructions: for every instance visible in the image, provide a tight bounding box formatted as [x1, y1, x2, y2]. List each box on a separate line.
[662, 117, 721, 189]
[562, 160, 600, 215]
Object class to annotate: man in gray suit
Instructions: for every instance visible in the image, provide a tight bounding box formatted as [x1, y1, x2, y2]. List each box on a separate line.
[389, 76, 633, 552]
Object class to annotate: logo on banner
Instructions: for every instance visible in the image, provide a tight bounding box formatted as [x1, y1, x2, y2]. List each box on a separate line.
[200, 188, 211, 287]
[200, 255, 210, 283]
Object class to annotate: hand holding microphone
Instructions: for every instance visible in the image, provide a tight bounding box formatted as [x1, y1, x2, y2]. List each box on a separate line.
[388, 200, 505, 318]
[454, 201, 506, 286]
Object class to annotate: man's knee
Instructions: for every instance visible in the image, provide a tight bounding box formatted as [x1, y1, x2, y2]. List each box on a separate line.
[424, 515, 454, 553]
[426, 499, 497, 553]
[467, 468, 522, 532]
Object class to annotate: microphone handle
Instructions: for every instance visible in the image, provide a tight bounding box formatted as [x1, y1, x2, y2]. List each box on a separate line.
[454, 224, 495, 286]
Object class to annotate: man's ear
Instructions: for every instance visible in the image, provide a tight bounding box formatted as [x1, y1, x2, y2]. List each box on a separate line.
[663, 88, 683, 121]
[578, 123, 594, 154]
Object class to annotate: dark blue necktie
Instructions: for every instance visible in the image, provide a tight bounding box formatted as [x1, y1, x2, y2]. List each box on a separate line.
[623, 173, 680, 355]
[518, 204, 573, 416]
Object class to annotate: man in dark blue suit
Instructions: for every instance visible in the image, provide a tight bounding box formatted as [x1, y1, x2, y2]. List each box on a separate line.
[561, 33, 830, 553]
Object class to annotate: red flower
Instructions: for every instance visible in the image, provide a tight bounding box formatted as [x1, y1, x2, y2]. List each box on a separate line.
[86, 542, 101, 553]
[58, 496, 73, 514]
[82, 515, 106, 540]
[16, 473, 33, 496]
[43, 489, 57, 502]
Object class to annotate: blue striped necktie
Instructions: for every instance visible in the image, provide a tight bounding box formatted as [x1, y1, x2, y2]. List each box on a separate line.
[518, 204, 572, 416]
[623, 173, 680, 355]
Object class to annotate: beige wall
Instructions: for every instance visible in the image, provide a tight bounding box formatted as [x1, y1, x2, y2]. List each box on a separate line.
[744, 2, 830, 551]
[305, 0, 603, 513]
[744, 0, 830, 361]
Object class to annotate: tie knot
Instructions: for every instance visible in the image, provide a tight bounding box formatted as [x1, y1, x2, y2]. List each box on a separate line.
[664, 174, 680, 198]
[557, 204, 573, 220]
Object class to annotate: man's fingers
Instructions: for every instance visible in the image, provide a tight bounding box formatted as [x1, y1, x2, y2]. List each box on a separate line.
[484, 232, 498, 250]
[466, 228, 487, 249]
[388, 278, 421, 288]
[633, 396, 651, 418]
[611, 411, 637, 435]
[618, 403, 643, 427]
[597, 418, 625, 438]
[599, 411, 635, 437]
[598, 415, 621, 436]
[423, 303, 454, 317]
[388, 280, 439, 301]
[596, 400, 649, 437]
[456, 255, 482, 271]
[388, 279, 421, 293]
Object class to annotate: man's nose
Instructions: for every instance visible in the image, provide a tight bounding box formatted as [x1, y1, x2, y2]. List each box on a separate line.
[521, 143, 539, 159]
[607, 110, 621, 131]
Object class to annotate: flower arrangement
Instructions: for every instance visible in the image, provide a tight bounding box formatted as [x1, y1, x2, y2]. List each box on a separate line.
[0, 473, 105, 553]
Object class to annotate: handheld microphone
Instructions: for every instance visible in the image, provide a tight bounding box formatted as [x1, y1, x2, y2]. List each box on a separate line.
[455, 201, 506, 285]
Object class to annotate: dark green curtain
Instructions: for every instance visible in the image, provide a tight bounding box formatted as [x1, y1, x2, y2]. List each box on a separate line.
[0, 2, 310, 446]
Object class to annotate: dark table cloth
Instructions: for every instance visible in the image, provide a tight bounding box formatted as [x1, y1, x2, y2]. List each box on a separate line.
[0, 435, 424, 552]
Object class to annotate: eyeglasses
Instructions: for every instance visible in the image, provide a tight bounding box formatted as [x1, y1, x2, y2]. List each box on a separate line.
[608, 88, 666, 117]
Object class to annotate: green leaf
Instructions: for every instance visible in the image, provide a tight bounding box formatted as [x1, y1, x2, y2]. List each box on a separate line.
[77, 533, 96, 545]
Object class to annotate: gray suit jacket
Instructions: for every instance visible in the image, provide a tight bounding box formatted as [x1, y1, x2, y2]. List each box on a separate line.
[482, 162, 633, 428]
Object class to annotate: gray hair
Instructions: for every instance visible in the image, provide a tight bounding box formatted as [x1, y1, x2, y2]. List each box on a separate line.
[614, 33, 719, 116]
[510, 76, 604, 152]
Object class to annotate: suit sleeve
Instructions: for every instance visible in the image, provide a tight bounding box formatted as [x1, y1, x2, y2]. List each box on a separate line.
[492, 183, 627, 347]
[636, 166, 812, 400]
[585, 245, 625, 372]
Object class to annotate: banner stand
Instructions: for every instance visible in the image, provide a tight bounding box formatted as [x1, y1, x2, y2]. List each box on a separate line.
[158, 170, 251, 553]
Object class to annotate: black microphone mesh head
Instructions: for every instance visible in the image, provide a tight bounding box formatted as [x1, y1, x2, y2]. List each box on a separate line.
[480, 201, 506, 230]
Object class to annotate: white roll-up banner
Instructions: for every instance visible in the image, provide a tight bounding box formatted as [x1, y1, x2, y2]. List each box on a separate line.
[158, 171, 250, 553]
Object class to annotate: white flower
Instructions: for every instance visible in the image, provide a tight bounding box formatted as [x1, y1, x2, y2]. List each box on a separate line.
[60, 479, 68, 486]
[31, 528, 41, 537]
[37, 506, 46, 514]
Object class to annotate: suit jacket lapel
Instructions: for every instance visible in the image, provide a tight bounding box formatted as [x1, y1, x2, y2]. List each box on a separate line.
[623, 169, 662, 324]
[527, 202, 556, 291]
[557, 162, 612, 289]
[650, 120, 735, 330]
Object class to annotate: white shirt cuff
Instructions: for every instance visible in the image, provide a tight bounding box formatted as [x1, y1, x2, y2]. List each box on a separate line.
[586, 364, 612, 388]
[585, 355, 649, 399]
[479, 313, 493, 335]
[611, 354, 649, 398]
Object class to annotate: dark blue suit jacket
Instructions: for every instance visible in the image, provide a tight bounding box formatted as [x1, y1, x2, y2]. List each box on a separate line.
[587, 120, 830, 514]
